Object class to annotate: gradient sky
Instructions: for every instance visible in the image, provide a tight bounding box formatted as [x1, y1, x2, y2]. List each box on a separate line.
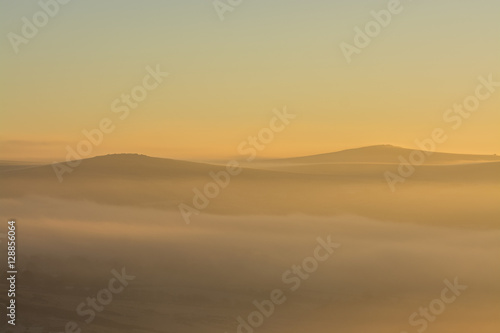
[1, 0, 499, 161]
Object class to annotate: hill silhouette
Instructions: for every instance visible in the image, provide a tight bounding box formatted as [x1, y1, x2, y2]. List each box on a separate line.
[0, 146, 498, 228]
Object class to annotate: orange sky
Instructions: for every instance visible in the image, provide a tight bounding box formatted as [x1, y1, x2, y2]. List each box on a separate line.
[1, 0, 499, 162]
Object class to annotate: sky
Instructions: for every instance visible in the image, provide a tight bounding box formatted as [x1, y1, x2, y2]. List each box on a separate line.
[0, 0, 499, 161]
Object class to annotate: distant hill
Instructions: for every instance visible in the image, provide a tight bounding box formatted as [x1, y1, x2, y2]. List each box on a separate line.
[266, 145, 500, 165]
[0, 147, 498, 228]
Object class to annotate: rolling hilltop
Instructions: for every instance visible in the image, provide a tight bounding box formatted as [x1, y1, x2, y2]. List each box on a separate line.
[1, 146, 498, 228]
[261, 144, 500, 164]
